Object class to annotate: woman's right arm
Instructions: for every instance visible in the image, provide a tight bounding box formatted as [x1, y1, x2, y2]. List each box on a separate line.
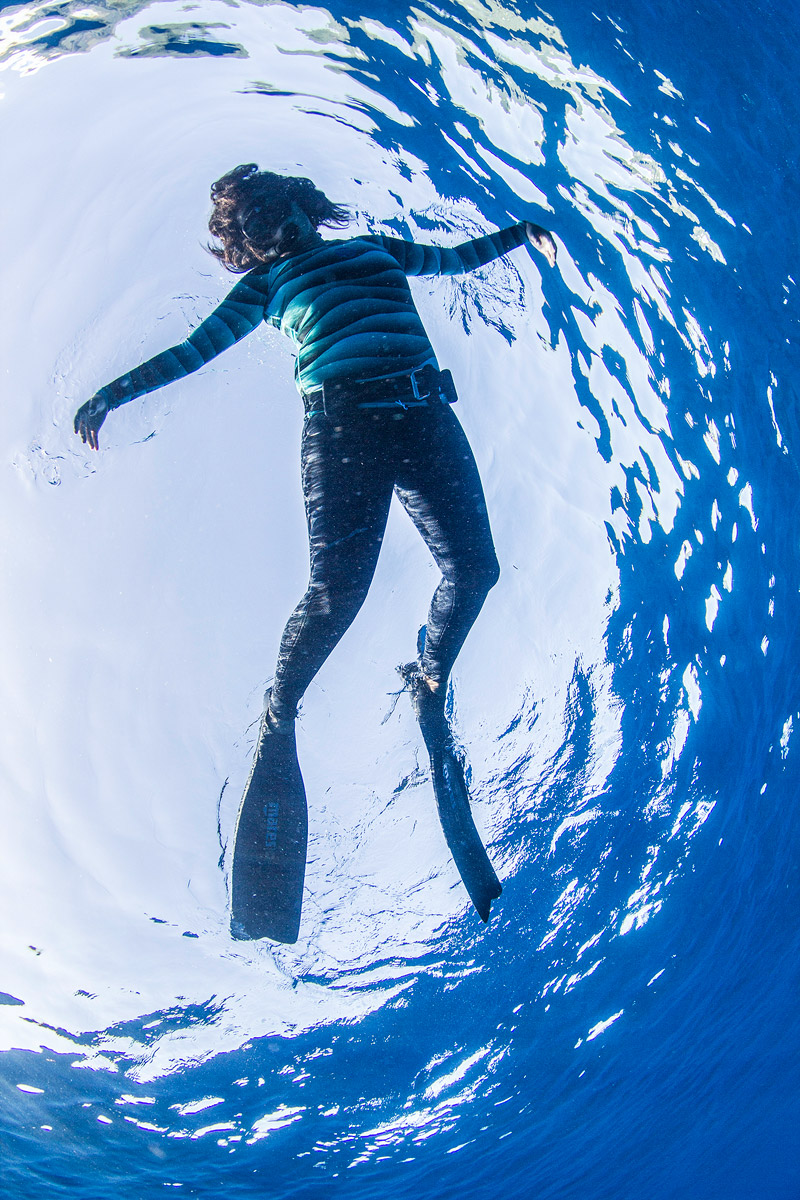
[74, 270, 271, 450]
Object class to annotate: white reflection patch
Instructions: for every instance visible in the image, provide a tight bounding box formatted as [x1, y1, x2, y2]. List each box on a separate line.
[575, 1008, 624, 1047]
[248, 1105, 305, 1142]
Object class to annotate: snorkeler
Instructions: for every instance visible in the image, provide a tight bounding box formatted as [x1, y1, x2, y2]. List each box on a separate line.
[74, 164, 557, 940]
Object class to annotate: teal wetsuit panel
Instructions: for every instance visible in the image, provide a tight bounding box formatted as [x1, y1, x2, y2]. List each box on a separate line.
[95, 224, 528, 409]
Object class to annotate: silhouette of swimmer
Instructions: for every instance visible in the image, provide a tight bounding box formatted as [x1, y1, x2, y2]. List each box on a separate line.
[74, 164, 556, 730]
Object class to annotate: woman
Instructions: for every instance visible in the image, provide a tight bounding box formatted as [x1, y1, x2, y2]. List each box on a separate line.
[74, 164, 556, 737]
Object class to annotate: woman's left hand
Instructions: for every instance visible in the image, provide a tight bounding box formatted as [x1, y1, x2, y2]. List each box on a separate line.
[524, 222, 557, 267]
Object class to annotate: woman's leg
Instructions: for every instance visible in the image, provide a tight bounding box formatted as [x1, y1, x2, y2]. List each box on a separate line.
[394, 406, 500, 690]
[270, 414, 395, 719]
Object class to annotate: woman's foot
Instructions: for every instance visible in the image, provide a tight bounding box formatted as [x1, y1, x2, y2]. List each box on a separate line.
[399, 662, 449, 748]
[263, 688, 296, 736]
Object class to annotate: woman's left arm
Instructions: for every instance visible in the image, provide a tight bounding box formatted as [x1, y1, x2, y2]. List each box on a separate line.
[74, 270, 271, 450]
[366, 221, 557, 278]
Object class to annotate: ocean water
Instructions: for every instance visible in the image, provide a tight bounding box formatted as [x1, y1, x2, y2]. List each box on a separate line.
[1, 0, 798, 1196]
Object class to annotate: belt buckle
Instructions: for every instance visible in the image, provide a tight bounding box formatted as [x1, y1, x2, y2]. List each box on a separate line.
[408, 366, 436, 406]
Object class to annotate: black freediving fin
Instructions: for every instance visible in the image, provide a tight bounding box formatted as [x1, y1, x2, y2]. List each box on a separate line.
[400, 635, 502, 922]
[427, 734, 503, 922]
[230, 703, 308, 944]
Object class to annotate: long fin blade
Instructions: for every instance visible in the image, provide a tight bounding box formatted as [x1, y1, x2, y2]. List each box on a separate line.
[230, 722, 307, 943]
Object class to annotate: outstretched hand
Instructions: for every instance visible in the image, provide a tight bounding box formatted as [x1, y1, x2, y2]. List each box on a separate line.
[74, 394, 110, 451]
[524, 222, 557, 268]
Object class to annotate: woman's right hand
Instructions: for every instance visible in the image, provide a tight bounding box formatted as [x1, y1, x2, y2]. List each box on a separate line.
[74, 394, 110, 451]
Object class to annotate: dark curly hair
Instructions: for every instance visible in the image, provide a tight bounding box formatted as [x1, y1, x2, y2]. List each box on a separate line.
[208, 164, 350, 272]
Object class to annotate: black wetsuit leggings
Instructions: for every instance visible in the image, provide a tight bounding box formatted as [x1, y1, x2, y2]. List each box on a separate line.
[270, 403, 500, 719]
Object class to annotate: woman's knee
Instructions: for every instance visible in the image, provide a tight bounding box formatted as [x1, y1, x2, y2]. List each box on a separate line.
[448, 550, 500, 599]
[476, 552, 500, 596]
[306, 576, 371, 624]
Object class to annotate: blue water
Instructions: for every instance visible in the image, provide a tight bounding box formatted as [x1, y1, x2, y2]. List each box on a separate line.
[1, 0, 798, 1197]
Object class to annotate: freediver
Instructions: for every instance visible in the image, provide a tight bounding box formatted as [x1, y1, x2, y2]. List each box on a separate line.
[73, 165, 557, 935]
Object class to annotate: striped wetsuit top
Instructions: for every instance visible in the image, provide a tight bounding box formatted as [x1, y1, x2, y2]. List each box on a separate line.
[95, 224, 529, 409]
